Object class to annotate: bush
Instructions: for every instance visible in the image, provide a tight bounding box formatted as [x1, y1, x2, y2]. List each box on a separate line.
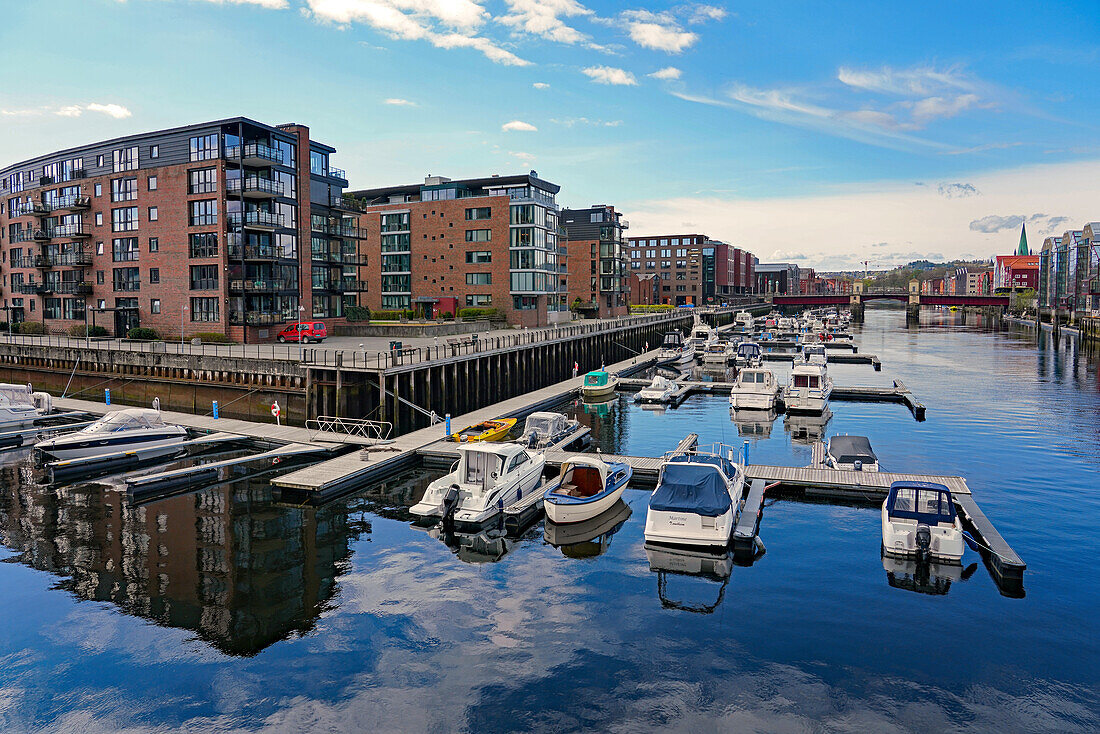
[346, 305, 372, 323]
[440, 311, 453, 320]
[67, 324, 109, 337]
[369, 309, 404, 321]
[458, 307, 503, 320]
[629, 304, 675, 313]
[191, 332, 234, 344]
[16, 321, 45, 335]
[127, 327, 160, 341]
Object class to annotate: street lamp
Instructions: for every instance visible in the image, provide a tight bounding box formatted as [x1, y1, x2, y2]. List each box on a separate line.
[297, 304, 304, 345]
[181, 305, 188, 345]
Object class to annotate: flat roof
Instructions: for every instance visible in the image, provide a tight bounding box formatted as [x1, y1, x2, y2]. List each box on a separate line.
[349, 172, 560, 200]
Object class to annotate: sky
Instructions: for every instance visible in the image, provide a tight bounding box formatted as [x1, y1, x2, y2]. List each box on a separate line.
[1, 0, 1098, 270]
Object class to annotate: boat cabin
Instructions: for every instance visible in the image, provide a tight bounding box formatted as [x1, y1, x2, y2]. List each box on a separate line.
[0, 383, 33, 407]
[557, 457, 613, 498]
[791, 370, 823, 389]
[457, 444, 534, 491]
[584, 371, 611, 388]
[522, 412, 569, 442]
[80, 408, 168, 434]
[885, 481, 957, 527]
[661, 331, 684, 348]
[736, 342, 762, 361]
[737, 369, 772, 387]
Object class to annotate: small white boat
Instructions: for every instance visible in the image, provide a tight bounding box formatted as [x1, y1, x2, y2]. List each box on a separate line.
[690, 317, 718, 355]
[543, 455, 632, 524]
[796, 344, 828, 366]
[644, 445, 744, 548]
[518, 411, 580, 450]
[881, 481, 964, 563]
[702, 340, 734, 365]
[777, 317, 794, 331]
[728, 367, 777, 410]
[734, 341, 763, 367]
[410, 443, 546, 525]
[0, 383, 43, 429]
[825, 435, 879, 471]
[581, 370, 618, 398]
[34, 408, 188, 460]
[657, 331, 694, 364]
[735, 311, 754, 330]
[783, 363, 832, 413]
[636, 374, 678, 403]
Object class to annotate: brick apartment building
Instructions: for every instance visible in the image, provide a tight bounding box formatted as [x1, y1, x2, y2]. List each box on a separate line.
[755, 262, 801, 294]
[625, 234, 755, 306]
[347, 173, 569, 327]
[0, 117, 363, 341]
[561, 204, 629, 318]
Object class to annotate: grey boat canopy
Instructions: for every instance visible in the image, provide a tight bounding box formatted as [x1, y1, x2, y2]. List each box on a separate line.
[827, 435, 877, 464]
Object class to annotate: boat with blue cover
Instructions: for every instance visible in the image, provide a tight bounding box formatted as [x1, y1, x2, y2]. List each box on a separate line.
[644, 445, 744, 548]
[543, 455, 633, 524]
[881, 480, 964, 563]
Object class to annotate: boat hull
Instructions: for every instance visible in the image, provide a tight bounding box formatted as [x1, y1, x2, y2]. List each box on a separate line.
[0, 406, 40, 430]
[581, 383, 617, 398]
[545, 484, 625, 524]
[644, 507, 737, 548]
[881, 511, 965, 563]
[729, 391, 776, 410]
[37, 429, 190, 460]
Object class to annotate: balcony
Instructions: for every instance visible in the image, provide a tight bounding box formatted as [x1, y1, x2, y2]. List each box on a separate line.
[327, 223, 367, 239]
[227, 177, 284, 199]
[338, 278, 369, 292]
[225, 143, 283, 167]
[55, 282, 93, 296]
[328, 165, 347, 181]
[228, 210, 285, 230]
[54, 223, 90, 238]
[228, 311, 288, 326]
[328, 194, 364, 213]
[32, 228, 52, 242]
[227, 243, 296, 261]
[229, 278, 291, 293]
[52, 195, 91, 212]
[15, 283, 47, 295]
[31, 251, 93, 269]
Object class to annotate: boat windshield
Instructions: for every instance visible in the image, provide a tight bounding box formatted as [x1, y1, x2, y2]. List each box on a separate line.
[462, 451, 502, 489]
[888, 484, 957, 524]
[0, 384, 33, 405]
[804, 346, 826, 356]
[585, 373, 607, 386]
[737, 343, 761, 357]
[662, 333, 682, 347]
[740, 371, 767, 384]
[81, 410, 166, 433]
[524, 413, 564, 437]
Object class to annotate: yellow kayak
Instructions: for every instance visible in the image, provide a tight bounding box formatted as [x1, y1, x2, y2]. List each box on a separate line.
[450, 418, 516, 442]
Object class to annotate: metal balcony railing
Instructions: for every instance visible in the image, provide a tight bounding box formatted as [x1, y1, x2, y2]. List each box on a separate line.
[226, 177, 284, 197]
[229, 278, 290, 292]
[227, 311, 289, 325]
[225, 142, 283, 166]
[54, 223, 89, 238]
[52, 195, 91, 211]
[227, 210, 285, 229]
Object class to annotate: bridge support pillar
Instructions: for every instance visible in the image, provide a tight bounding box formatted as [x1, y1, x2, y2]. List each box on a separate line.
[906, 303, 920, 324]
[849, 295, 864, 323]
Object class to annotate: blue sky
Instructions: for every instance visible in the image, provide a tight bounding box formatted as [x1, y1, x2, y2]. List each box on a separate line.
[2, 0, 1098, 269]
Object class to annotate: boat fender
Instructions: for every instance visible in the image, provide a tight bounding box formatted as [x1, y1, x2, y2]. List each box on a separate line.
[915, 524, 931, 560]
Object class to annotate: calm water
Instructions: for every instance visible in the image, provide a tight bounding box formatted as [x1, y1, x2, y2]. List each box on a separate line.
[0, 305, 1097, 733]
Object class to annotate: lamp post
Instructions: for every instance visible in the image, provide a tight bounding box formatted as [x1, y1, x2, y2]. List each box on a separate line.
[297, 304, 304, 337]
[181, 304, 188, 345]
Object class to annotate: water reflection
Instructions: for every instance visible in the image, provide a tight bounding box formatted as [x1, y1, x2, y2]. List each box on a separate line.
[784, 406, 833, 443]
[882, 554, 978, 596]
[730, 408, 777, 439]
[645, 543, 733, 614]
[544, 499, 631, 558]
[0, 459, 371, 656]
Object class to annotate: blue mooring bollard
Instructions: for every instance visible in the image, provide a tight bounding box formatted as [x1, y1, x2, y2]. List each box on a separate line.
[105, 388, 111, 405]
[213, 401, 219, 419]
[445, 413, 452, 437]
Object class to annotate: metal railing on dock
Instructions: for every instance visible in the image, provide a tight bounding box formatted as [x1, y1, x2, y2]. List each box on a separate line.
[306, 416, 393, 443]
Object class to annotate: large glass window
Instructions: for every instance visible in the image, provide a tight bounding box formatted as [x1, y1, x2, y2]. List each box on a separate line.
[381, 233, 411, 252]
[465, 207, 492, 221]
[190, 200, 218, 226]
[112, 147, 138, 173]
[112, 267, 140, 291]
[189, 265, 218, 290]
[189, 233, 218, 258]
[110, 177, 137, 202]
[189, 134, 219, 162]
[111, 207, 138, 232]
[276, 140, 296, 169]
[310, 150, 328, 176]
[465, 229, 491, 243]
[466, 251, 492, 264]
[381, 212, 410, 232]
[189, 168, 217, 194]
[190, 297, 220, 322]
[112, 237, 139, 262]
[466, 273, 491, 285]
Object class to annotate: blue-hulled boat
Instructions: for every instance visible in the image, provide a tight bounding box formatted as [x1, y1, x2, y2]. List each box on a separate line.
[543, 456, 633, 524]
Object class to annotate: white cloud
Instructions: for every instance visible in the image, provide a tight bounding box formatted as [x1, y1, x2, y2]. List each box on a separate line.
[0, 103, 132, 119]
[509, 150, 536, 165]
[649, 66, 682, 80]
[837, 65, 974, 96]
[304, 0, 530, 66]
[502, 120, 538, 132]
[532, 82, 550, 89]
[686, 4, 727, 23]
[202, 0, 289, 6]
[623, 159, 1100, 269]
[550, 117, 622, 127]
[383, 97, 416, 106]
[582, 65, 638, 86]
[499, 0, 602, 49]
[907, 93, 983, 124]
[621, 9, 697, 53]
[938, 182, 980, 198]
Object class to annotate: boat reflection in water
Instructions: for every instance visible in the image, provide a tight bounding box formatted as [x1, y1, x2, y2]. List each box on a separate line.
[644, 543, 734, 614]
[882, 553, 978, 596]
[414, 523, 514, 563]
[784, 406, 833, 444]
[730, 408, 777, 439]
[544, 499, 631, 559]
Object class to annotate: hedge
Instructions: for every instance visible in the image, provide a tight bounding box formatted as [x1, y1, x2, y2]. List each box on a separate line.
[370, 309, 415, 321]
[458, 307, 503, 320]
[346, 305, 372, 323]
[127, 327, 161, 341]
[17, 321, 45, 335]
[67, 325, 109, 337]
[192, 332, 235, 344]
[629, 304, 675, 313]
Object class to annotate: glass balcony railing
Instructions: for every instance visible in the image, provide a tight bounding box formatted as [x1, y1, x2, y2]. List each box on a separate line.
[226, 177, 284, 198]
[227, 211, 285, 229]
[225, 143, 283, 166]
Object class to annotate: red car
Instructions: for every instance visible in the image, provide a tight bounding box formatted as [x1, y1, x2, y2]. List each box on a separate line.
[276, 321, 327, 344]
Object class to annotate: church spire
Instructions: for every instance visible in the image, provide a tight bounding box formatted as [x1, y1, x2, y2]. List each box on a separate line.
[1017, 222, 1029, 255]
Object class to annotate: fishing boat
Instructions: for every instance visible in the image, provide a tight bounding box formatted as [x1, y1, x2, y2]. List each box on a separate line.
[581, 370, 618, 398]
[690, 317, 718, 355]
[734, 341, 763, 367]
[783, 363, 832, 413]
[543, 455, 633, 524]
[544, 500, 631, 558]
[796, 344, 828, 366]
[881, 481, 964, 563]
[644, 445, 744, 548]
[450, 417, 516, 442]
[636, 374, 678, 403]
[825, 435, 879, 471]
[518, 411, 580, 449]
[0, 383, 43, 430]
[34, 408, 189, 460]
[728, 367, 778, 410]
[702, 340, 734, 365]
[657, 331, 694, 364]
[410, 443, 546, 524]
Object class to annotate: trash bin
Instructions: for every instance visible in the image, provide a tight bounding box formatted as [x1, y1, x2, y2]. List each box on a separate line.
[389, 340, 402, 351]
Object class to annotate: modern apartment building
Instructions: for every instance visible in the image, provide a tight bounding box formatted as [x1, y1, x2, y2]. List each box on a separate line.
[347, 173, 569, 327]
[0, 117, 363, 341]
[561, 205, 629, 318]
[1038, 224, 1100, 316]
[755, 263, 801, 295]
[625, 234, 755, 306]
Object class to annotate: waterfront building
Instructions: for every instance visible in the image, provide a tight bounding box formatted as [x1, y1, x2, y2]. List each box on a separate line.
[625, 234, 755, 306]
[755, 262, 801, 295]
[1038, 224, 1100, 317]
[347, 173, 568, 327]
[561, 205, 629, 318]
[627, 272, 661, 306]
[994, 255, 1039, 290]
[0, 118, 361, 341]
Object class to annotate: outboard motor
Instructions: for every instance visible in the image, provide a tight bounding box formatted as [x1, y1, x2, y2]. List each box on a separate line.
[854, 460, 863, 472]
[440, 485, 460, 533]
[915, 523, 932, 561]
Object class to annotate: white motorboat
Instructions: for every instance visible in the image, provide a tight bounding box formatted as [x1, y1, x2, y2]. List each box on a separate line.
[644, 445, 744, 548]
[735, 311, 754, 330]
[881, 481, 965, 563]
[728, 367, 777, 410]
[777, 317, 794, 331]
[825, 435, 879, 471]
[543, 455, 632, 524]
[690, 317, 718, 355]
[657, 331, 694, 364]
[734, 341, 763, 367]
[410, 443, 546, 525]
[796, 344, 828, 366]
[636, 374, 678, 403]
[702, 340, 734, 365]
[34, 408, 189, 460]
[783, 362, 833, 413]
[518, 411, 580, 450]
[0, 383, 43, 430]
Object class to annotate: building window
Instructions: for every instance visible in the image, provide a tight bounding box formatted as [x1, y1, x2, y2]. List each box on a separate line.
[189, 200, 217, 226]
[380, 212, 410, 232]
[148, 175, 157, 191]
[111, 207, 138, 232]
[150, 145, 159, 159]
[465, 229, 491, 243]
[590, 211, 605, 223]
[188, 168, 217, 194]
[148, 206, 158, 222]
[465, 207, 491, 221]
[190, 297, 219, 322]
[189, 265, 218, 290]
[151, 298, 161, 314]
[112, 237, 139, 262]
[149, 268, 160, 284]
[96, 271, 104, 285]
[466, 294, 492, 306]
[149, 237, 159, 252]
[112, 267, 140, 291]
[96, 155, 104, 167]
[113, 147, 138, 173]
[189, 233, 218, 258]
[189, 134, 219, 162]
[95, 212, 103, 226]
[465, 273, 492, 285]
[94, 183, 102, 197]
[466, 251, 492, 264]
[309, 150, 328, 176]
[110, 177, 137, 202]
